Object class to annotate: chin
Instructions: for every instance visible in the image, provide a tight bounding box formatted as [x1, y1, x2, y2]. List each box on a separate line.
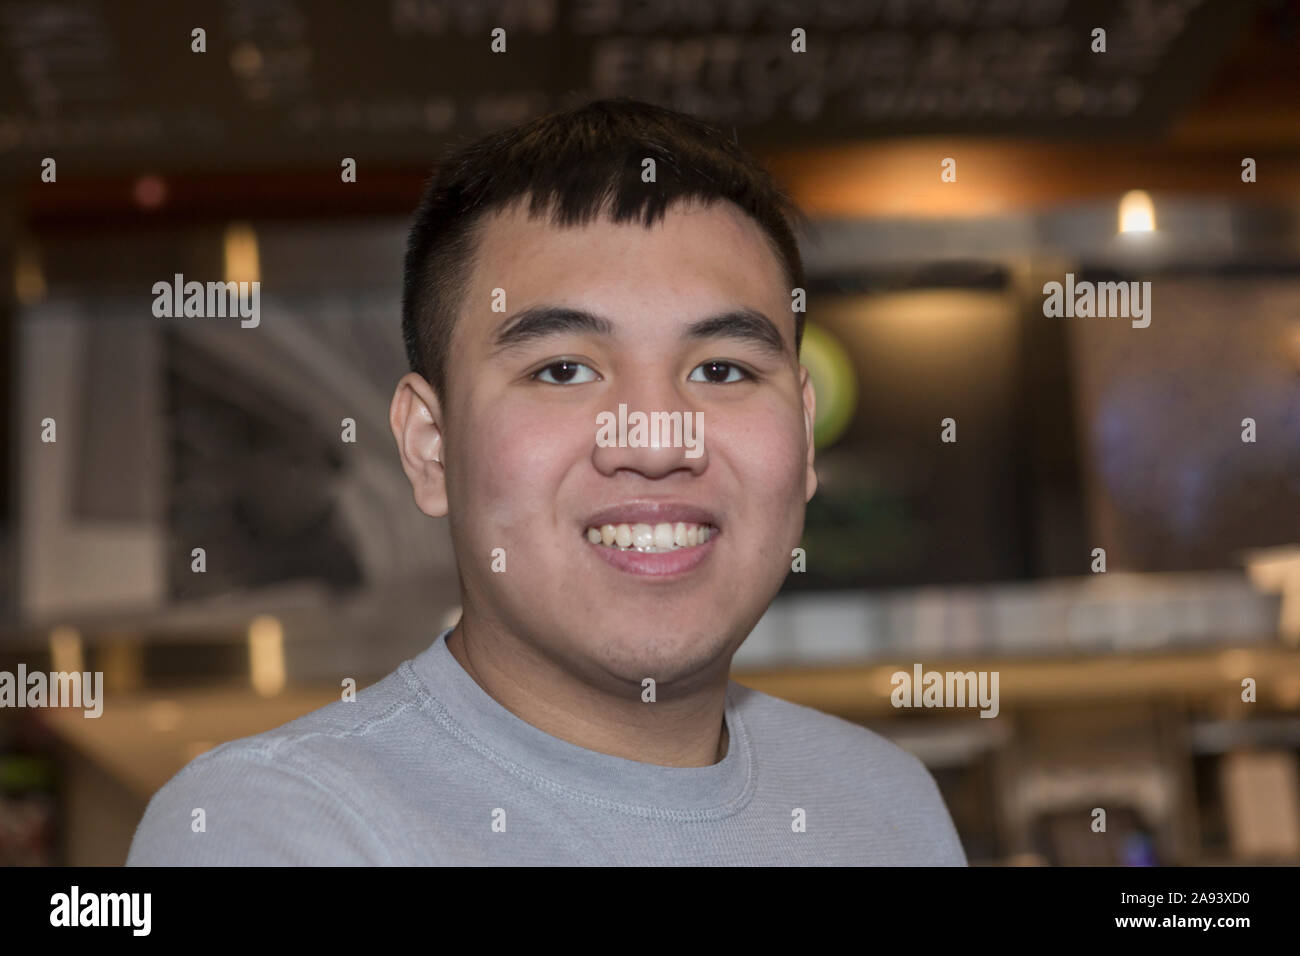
[576, 621, 738, 687]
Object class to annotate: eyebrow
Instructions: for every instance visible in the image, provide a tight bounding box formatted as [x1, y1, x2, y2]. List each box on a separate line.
[683, 308, 787, 355]
[493, 305, 789, 355]
[492, 306, 615, 350]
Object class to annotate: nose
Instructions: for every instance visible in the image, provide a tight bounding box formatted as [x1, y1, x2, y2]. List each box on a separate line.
[591, 380, 708, 480]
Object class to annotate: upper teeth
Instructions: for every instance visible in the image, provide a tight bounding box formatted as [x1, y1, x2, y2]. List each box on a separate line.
[586, 522, 713, 551]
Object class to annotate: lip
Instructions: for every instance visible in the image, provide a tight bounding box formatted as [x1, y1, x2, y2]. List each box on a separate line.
[582, 500, 719, 529]
[581, 500, 721, 579]
[586, 528, 718, 577]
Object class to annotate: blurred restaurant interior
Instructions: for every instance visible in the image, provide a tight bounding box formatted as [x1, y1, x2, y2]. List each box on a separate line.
[2, 0, 1300, 865]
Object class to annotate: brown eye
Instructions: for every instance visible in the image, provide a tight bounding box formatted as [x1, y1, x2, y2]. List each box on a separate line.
[690, 360, 748, 384]
[534, 361, 597, 385]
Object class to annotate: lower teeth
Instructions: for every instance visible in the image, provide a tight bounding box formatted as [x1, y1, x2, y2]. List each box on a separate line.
[594, 543, 687, 553]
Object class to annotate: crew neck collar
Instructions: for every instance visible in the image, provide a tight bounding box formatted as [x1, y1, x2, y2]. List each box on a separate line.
[405, 628, 755, 818]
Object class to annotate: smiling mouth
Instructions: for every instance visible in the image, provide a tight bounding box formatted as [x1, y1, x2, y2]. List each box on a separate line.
[584, 522, 716, 553]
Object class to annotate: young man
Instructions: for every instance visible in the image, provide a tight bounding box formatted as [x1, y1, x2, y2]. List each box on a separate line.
[127, 99, 966, 866]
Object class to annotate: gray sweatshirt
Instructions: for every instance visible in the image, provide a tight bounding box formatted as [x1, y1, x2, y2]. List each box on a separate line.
[126, 628, 967, 865]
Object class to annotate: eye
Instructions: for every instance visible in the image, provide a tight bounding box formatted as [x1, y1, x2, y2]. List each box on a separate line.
[689, 360, 751, 384]
[532, 360, 599, 385]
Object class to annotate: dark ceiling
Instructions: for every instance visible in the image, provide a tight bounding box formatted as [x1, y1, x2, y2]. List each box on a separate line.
[0, 0, 1279, 182]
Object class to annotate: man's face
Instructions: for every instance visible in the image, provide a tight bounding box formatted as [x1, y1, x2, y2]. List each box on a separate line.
[399, 197, 816, 691]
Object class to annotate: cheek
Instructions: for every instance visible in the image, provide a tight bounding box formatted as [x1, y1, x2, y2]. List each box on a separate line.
[712, 401, 807, 515]
[452, 398, 587, 535]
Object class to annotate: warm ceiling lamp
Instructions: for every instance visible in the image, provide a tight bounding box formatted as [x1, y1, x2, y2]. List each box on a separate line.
[1118, 189, 1156, 234]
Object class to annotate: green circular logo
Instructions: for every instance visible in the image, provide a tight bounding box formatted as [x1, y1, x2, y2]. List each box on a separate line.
[800, 322, 857, 450]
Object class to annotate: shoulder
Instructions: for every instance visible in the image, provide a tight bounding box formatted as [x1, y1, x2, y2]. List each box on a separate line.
[126, 668, 422, 866]
[729, 681, 967, 864]
[730, 679, 925, 776]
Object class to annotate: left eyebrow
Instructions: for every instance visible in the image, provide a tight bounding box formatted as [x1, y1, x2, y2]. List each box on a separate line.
[683, 308, 788, 356]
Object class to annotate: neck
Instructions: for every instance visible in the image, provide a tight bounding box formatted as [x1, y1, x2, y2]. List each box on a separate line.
[445, 616, 730, 767]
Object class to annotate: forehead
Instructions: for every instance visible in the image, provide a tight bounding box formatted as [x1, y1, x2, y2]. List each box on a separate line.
[464, 197, 790, 320]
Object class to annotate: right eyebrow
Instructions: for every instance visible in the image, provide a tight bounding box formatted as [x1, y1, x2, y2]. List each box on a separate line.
[491, 306, 615, 352]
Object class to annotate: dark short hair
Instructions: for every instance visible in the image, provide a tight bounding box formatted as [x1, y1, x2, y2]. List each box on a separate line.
[401, 98, 807, 404]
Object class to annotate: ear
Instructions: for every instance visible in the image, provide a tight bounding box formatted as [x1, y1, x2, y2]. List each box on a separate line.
[800, 364, 818, 502]
[389, 372, 448, 518]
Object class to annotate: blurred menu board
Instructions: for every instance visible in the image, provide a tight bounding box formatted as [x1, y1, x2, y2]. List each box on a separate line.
[0, 0, 1254, 178]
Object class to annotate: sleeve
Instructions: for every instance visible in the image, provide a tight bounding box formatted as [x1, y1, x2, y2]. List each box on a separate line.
[124, 747, 392, 866]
